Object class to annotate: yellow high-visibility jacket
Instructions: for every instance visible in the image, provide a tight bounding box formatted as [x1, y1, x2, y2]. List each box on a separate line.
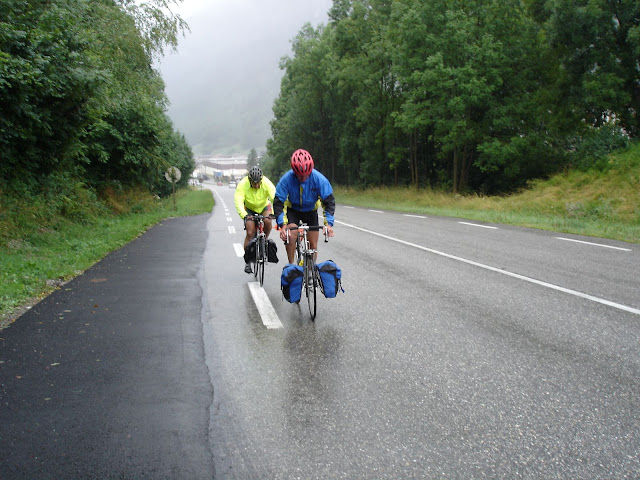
[234, 175, 276, 219]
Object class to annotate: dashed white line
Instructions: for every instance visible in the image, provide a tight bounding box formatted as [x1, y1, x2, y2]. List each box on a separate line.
[459, 222, 498, 230]
[336, 220, 640, 316]
[556, 237, 632, 251]
[404, 214, 427, 219]
[368, 210, 383, 213]
[228, 226, 236, 234]
[248, 282, 283, 329]
[233, 243, 244, 257]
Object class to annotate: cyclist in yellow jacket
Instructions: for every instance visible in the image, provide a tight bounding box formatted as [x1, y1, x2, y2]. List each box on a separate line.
[234, 166, 277, 273]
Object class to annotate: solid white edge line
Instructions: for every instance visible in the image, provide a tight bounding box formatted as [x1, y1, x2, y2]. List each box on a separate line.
[556, 237, 632, 252]
[213, 190, 225, 203]
[233, 243, 244, 257]
[248, 282, 283, 329]
[459, 222, 498, 230]
[335, 220, 640, 316]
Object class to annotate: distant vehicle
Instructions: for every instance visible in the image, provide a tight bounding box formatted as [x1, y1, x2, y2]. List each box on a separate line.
[217, 181, 223, 186]
[228, 181, 236, 189]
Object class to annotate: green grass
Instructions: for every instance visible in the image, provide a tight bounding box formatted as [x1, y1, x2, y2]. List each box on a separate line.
[335, 143, 640, 245]
[0, 187, 214, 327]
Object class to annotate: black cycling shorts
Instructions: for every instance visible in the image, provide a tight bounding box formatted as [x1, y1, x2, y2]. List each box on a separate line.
[285, 209, 319, 228]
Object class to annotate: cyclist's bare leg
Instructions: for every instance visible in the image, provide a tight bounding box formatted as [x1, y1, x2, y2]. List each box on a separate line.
[308, 230, 320, 259]
[244, 219, 256, 249]
[284, 222, 298, 263]
[261, 206, 273, 238]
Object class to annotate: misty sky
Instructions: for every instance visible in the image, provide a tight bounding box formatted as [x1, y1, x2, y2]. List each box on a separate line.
[158, 0, 333, 156]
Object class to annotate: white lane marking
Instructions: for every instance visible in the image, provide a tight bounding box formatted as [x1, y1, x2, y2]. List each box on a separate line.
[227, 217, 232, 222]
[233, 243, 244, 257]
[248, 282, 283, 329]
[228, 226, 236, 234]
[336, 220, 640, 316]
[344, 206, 355, 209]
[213, 190, 225, 203]
[459, 222, 498, 230]
[369, 210, 383, 213]
[404, 214, 427, 219]
[556, 237, 632, 252]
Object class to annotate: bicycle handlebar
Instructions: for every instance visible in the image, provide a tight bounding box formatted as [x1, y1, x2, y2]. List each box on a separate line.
[286, 225, 325, 232]
[285, 224, 329, 244]
[246, 213, 276, 221]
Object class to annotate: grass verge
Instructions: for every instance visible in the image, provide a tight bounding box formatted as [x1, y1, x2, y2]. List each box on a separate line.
[335, 143, 640, 245]
[0, 187, 214, 328]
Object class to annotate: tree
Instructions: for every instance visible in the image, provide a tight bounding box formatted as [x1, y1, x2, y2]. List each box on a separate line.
[268, 24, 335, 179]
[535, 0, 640, 137]
[0, 0, 102, 182]
[391, 0, 552, 193]
[330, 0, 403, 187]
[0, 0, 191, 196]
[268, 0, 631, 193]
[115, 0, 188, 60]
[247, 148, 259, 169]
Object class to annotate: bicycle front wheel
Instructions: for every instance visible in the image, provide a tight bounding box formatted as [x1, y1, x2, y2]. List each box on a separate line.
[305, 254, 317, 320]
[294, 239, 303, 266]
[253, 238, 259, 280]
[257, 237, 265, 287]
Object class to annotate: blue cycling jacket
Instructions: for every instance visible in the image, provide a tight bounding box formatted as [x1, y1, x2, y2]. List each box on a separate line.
[273, 170, 335, 227]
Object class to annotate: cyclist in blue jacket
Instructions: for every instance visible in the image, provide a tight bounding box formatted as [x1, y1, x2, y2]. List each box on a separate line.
[273, 149, 335, 264]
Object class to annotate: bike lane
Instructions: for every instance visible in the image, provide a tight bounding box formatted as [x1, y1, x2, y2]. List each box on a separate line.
[0, 215, 215, 479]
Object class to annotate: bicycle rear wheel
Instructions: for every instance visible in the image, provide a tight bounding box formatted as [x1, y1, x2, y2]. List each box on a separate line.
[305, 254, 317, 320]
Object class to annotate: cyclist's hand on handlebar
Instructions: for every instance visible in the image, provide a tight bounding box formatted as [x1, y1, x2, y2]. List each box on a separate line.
[280, 227, 288, 242]
[326, 225, 335, 237]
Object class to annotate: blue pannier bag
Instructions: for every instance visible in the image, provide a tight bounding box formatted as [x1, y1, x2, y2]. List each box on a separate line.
[316, 260, 343, 298]
[281, 264, 304, 303]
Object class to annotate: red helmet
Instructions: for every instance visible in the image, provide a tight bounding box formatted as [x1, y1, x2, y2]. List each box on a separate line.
[290, 149, 314, 177]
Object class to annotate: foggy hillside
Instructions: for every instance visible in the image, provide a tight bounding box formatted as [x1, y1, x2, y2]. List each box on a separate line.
[158, 0, 333, 156]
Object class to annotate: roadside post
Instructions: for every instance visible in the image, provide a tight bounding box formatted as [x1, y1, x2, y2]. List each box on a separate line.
[165, 166, 181, 211]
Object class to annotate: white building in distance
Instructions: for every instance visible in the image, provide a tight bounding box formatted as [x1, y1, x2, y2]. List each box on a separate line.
[195, 156, 247, 180]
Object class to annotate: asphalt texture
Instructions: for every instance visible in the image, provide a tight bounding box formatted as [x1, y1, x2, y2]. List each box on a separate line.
[0, 215, 215, 479]
[3, 193, 640, 479]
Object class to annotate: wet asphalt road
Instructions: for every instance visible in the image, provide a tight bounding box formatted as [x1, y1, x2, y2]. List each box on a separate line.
[1, 182, 640, 479]
[0, 214, 214, 478]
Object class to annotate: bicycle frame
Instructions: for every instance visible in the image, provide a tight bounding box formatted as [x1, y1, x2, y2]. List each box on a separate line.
[285, 222, 327, 320]
[249, 214, 272, 287]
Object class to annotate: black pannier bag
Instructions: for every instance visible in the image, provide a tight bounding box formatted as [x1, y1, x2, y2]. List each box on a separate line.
[243, 238, 256, 264]
[267, 238, 278, 263]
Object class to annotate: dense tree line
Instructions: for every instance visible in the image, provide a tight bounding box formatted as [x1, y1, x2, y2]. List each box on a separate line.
[0, 0, 193, 197]
[267, 0, 637, 193]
